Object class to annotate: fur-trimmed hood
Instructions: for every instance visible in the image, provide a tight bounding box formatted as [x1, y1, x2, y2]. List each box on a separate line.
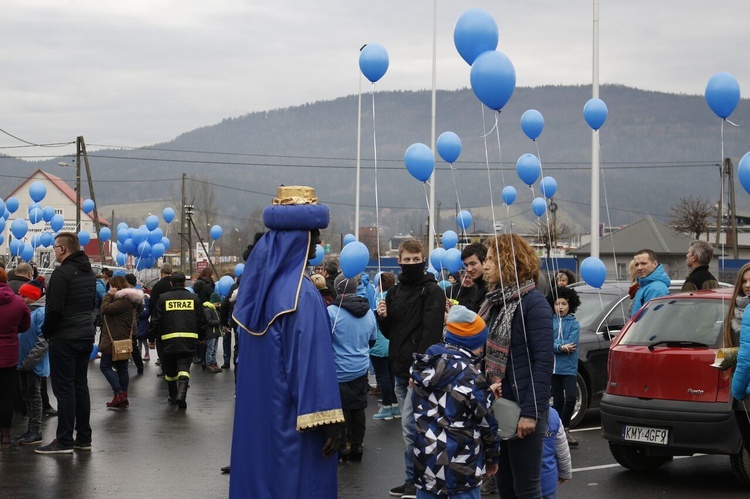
[114, 287, 145, 305]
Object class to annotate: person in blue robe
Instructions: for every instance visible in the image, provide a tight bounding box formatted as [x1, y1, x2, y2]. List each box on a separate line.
[230, 187, 345, 499]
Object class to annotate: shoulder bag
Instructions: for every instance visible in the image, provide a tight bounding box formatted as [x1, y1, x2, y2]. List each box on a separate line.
[104, 308, 136, 361]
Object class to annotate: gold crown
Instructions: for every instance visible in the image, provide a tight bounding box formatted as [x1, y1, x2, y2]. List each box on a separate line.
[272, 186, 319, 205]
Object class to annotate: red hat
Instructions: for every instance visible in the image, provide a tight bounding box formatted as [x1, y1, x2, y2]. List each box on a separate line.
[19, 281, 44, 301]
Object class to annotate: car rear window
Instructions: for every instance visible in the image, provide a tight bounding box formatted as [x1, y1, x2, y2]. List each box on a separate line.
[621, 298, 728, 347]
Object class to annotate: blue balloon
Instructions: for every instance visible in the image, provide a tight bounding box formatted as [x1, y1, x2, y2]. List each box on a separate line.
[210, 225, 223, 240]
[436, 132, 462, 164]
[9, 238, 21, 256]
[453, 8, 499, 65]
[148, 228, 163, 245]
[444, 247, 463, 273]
[234, 263, 245, 278]
[40, 232, 54, 247]
[540, 176, 557, 199]
[217, 275, 235, 297]
[359, 43, 389, 83]
[340, 241, 369, 278]
[90, 344, 99, 361]
[456, 210, 473, 231]
[6, 197, 19, 214]
[470, 50, 516, 111]
[123, 238, 138, 255]
[30, 234, 41, 248]
[531, 197, 547, 217]
[502, 186, 517, 206]
[29, 207, 43, 224]
[50, 214, 64, 232]
[137, 241, 152, 256]
[739, 152, 750, 196]
[580, 256, 606, 288]
[0, 199, 4, 215]
[308, 244, 324, 266]
[438, 280, 452, 291]
[82, 199, 95, 214]
[151, 242, 166, 258]
[426, 264, 439, 279]
[27, 202, 40, 214]
[78, 230, 91, 246]
[116, 222, 128, 231]
[0, 218, 6, 234]
[11, 218, 28, 239]
[583, 98, 608, 131]
[21, 243, 34, 261]
[404, 143, 435, 182]
[161, 236, 171, 251]
[117, 228, 130, 244]
[521, 109, 544, 140]
[116, 252, 127, 266]
[0, 234, 4, 247]
[516, 153, 541, 186]
[99, 227, 112, 242]
[146, 214, 160, 231]
[131, 228, 148, 245]
[42, 206, 55, 223]
[163, 207, 175, 224]
[442, 230, 458, 250]
[430, 248, 447, 270]
[29, 182, 47, 203]
[343, 233, 356, 246]
[705, 72, 741, 119]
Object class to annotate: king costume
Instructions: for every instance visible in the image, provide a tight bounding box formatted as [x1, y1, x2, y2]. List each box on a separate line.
[230, 186, 345, 499]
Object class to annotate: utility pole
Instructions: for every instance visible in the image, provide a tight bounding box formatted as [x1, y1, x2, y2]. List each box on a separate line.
[180, 173, 186, 273]
[79, 136, 105, 264]
[727, 158, 739, 259]
[715, 161, 725, 248]
[74, 141, 82, 230]
[185, 204, 194, 277]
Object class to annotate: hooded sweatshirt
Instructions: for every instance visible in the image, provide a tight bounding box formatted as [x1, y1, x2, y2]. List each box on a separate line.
[0, 283, 31, 368]
[327, 295, 377, 382]
[42, 250, 97, 341]
[631, 263, 671, 317]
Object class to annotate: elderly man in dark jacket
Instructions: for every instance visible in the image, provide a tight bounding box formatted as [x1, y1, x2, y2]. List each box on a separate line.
[37, 232, 96, 454]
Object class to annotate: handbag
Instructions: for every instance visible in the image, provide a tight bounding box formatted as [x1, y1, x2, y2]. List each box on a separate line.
[493, 397, 521, 441]
[103, 308, 136, 362]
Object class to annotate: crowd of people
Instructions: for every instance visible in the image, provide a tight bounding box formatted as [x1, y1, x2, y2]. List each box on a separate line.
[2, 186, 750, 499]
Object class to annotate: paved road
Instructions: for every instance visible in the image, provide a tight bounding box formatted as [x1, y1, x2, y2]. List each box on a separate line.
[2, 352, 749, 498]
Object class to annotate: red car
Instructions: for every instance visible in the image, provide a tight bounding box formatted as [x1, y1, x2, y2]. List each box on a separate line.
[600, 288, 750, 485]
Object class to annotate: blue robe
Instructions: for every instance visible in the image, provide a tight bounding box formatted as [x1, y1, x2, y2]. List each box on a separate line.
[230, 229, 344, 498]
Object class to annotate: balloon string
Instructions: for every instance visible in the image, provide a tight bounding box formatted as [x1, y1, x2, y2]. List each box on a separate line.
[726, 119, 740, 127]
[423, 182, 444, 296]
[493, 113, 506, 187]
[598, 132, 619, 282]
[371, 85, 382, 283]
[720, 119, 726, 274]
[481, 105, 502, 298]
[535, 139, 558, 297]
[449, 165, 464, 235]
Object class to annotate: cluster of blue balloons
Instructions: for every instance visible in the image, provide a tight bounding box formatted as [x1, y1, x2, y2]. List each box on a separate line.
[113, 208, 177, 270]
[429, 229, 464, 277]
[507, 151, 558, 218]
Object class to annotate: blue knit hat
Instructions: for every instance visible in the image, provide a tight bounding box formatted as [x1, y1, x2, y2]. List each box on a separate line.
[444, 305, 488, 350]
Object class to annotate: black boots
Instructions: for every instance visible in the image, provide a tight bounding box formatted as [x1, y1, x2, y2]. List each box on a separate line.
[167, 381, 178, 405]
[176, 378, 189, 409]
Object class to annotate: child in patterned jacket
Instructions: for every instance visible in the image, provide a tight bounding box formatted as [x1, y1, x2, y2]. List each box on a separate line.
[411, 305, 501, 498]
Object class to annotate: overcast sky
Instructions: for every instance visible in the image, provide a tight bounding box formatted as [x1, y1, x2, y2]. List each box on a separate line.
[2, 0, 748, 160]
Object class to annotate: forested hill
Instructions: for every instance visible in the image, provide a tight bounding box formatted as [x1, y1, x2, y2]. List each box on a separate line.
[3, 84, 749, 236]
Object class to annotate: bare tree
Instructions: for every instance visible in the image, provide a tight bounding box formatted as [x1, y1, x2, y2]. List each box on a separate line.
[189, 176, 218, 242]
[535, 218, 574, 255]
[668, 195, 713, 239]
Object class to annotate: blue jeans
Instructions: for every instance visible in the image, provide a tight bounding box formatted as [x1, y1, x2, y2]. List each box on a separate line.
[49, 340, 92, 446]
[205, 337, 219, 365]
[370, 355, 396, 406]
[99, 353, 129, 394]
[394, 376, 415, 483]
[417, 488, 480, 499]
[495, 408, 549, 499]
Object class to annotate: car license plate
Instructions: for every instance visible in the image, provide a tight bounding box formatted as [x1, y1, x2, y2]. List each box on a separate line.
[622, 425, 669, 445]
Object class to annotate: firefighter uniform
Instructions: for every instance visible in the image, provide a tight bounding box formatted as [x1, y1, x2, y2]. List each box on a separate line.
[148, 274, 207, 408]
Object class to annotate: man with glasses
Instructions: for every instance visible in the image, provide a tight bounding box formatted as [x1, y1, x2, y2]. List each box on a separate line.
[37, 232, 97, 454]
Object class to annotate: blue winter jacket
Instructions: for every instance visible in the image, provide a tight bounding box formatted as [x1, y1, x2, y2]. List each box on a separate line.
[731, 306, 750, 401]
[541, 407, 572, 496]
[17, 306, 49, 377]
[553, 314, 580, 376]
[631, 264, 670, 317]
[328, 296, 377, 383]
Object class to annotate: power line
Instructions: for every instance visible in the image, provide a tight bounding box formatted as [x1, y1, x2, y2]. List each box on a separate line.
[0, 128, 74, 148]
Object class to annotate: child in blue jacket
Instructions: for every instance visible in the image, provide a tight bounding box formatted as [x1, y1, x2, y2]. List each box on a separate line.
[547, 285, 581, 447]
[541, 407, 572, 499]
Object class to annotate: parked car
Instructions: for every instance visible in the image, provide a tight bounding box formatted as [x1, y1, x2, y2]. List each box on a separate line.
[600, 288, 750, 485]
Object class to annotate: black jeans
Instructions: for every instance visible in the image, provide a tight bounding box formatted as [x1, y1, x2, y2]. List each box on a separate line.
[49, 340, 93, 446]
[495, 407, 549, 499]
[551, 374, 576, 429]
[735, 407, 750, 453]
[370, 355, 396, 406]
[19, 371, 42, 434]
[223, 328, 233, 366]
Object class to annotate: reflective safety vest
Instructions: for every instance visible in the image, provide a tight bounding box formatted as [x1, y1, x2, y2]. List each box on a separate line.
[151, 287, 208, 355]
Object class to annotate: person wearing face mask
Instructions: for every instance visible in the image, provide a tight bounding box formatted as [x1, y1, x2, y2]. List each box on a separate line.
[376, 238, 445, 498]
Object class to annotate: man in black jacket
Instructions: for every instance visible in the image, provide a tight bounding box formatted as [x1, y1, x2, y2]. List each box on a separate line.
[447, 243, 488, 313]
[681, 240, 719, 291]
[149, 263, 173, 376]
[148, 272, 208, 409]
[376, 238, 445, 498]
[37, 232, 96, 455]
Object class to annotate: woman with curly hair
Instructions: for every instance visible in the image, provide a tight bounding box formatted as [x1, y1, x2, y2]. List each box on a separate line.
[479, 234, 554, 498]
[547, 285, 581, 447]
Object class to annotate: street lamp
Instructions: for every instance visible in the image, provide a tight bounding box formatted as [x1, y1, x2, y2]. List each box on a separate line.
[58, 161, 81, 230]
